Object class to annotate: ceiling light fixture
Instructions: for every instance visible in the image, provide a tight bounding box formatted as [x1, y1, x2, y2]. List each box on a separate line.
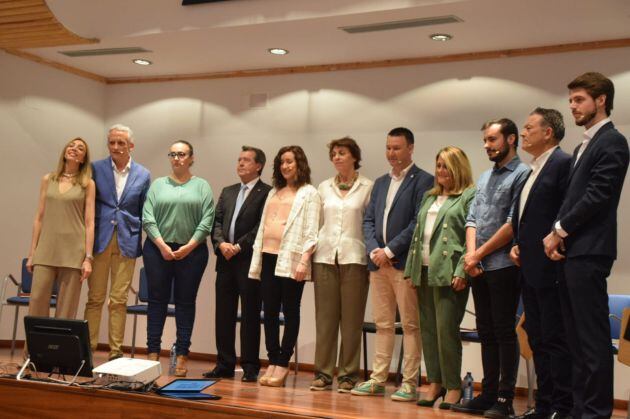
[268, 48, 288, 55]
[430, 33, 452, 42]
[132, 58, 152, 66]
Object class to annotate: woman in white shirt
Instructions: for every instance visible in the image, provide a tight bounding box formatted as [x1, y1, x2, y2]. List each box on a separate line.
[249, 145, 320, 387]
[310, 137, 373, 393]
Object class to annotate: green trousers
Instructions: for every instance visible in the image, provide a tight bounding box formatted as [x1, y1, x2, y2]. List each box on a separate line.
[418, 267, 469, 389]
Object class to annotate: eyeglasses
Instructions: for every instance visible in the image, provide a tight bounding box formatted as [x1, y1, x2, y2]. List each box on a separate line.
[167, 152, 188, 159]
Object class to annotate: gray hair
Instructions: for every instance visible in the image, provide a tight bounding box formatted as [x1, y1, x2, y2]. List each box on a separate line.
[108, 124, 134, 144]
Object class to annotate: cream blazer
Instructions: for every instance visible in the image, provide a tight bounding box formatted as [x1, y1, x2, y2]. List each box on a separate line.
[248, 184, 321, 280]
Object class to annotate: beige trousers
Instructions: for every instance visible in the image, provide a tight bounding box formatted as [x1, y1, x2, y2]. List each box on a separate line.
[369, 266, 422, 386]
[29, 265, 82, 319]
[313, 262, 369, 383]
[84, 232, 136, 357]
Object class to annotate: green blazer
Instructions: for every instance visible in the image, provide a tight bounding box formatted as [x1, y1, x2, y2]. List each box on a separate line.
[404, 187, 475, 287]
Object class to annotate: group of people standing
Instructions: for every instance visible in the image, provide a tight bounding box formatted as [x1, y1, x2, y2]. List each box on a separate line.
[24, 71, 628, 419]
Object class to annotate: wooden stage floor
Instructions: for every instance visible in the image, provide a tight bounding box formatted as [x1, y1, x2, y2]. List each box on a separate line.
[0, 347, 627, 419]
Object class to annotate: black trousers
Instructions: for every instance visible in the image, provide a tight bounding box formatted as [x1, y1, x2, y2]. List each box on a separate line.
[559, 256, 614, 419]
[260, 253, 305, 367]
[214, 253, 262, 375]
[521, 281, 572, 415]
[471, 265, 520, 400]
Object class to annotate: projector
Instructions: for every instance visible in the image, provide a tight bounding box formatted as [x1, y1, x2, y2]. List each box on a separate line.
[93, 357, 162, 385]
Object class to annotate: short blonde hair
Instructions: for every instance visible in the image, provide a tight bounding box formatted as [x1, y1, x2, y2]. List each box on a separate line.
[428, 146, 474, 196]
[51, 137, 92, 188]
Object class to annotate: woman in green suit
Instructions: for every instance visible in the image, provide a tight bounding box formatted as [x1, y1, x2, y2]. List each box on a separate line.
[404, 146, 475, 409]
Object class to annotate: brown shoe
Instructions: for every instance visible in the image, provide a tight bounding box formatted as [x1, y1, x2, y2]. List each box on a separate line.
[147, 353, 159, 361]
[175, 355, 187, 377]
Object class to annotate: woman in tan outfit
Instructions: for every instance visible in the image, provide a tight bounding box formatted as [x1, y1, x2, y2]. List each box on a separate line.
[26, 137, 96, 320]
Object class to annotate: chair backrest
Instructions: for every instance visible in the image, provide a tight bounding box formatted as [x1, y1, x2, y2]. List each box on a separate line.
[609, 294, 630, 340]
[20, 259, 32, 293]
[20, 258, 58, 295]
[138, 267, 175, 305]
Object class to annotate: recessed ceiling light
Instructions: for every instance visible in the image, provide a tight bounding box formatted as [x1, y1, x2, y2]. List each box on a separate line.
[268, 48, 288, 55]
[430, 33, 452, 42]
[132, 58, 152, 66]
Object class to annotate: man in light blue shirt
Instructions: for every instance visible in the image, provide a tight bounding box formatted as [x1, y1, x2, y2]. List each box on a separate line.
[452, 118, 530, 418]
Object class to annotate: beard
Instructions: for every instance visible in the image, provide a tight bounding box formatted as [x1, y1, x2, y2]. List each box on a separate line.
[574, 108, 597, 127]
[488, 144, 510, 163]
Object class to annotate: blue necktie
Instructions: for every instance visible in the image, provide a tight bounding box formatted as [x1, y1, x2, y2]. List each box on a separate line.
[229, 184, 247, 243]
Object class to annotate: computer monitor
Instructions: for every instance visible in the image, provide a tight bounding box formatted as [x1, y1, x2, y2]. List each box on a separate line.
[24, 316, 93, 377]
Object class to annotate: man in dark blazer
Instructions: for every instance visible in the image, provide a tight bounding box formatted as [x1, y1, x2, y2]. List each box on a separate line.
[351, 127, 433, 401]
[84, 124, 151, 360]
[510, 108, 573, 419]
[204, 146, 271, 382]
[544, 72, 629, 419]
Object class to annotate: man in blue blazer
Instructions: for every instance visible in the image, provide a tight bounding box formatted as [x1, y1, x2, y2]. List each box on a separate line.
[510, 108, 573, 419]
[351, 127, 433, 401]
[84, 124, 151, 360]
[544, 72, 629, 419]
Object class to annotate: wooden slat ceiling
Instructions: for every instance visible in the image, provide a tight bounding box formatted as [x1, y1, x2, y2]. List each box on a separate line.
[0, 0, 97, 49]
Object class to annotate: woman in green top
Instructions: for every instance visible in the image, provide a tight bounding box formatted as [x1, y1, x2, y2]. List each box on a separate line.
[142, 140, 214, 377]
[27, 137, 96, 321]
[404, 146, 475, 409]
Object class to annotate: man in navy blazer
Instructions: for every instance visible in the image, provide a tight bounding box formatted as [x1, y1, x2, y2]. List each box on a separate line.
[351, 127, 433, 401]
[544, 72, 629, 419]
[203, 146, 271, 382]
[84, 124, 151, 360]
[510, 108, 573, 419]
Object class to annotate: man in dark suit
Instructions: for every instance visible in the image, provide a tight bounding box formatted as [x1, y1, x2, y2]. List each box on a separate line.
[351, 127, 433, 401]
[204, 146, 271, 382]
[84, 124, 151, 360]
[544, 72, 629, 419]
[510, 108, 573, 419]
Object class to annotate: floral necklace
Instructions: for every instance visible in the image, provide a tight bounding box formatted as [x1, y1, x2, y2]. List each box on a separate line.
[335, 172, 358, 191]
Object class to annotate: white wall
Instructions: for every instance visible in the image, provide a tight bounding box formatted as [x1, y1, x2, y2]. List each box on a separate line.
[2, 46, 629, 398]
[0, 50, 105, 341]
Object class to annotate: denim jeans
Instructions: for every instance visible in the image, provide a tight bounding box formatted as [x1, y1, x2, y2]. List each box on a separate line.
[143, 239, 209, 355]
[260, 253, 305, 367]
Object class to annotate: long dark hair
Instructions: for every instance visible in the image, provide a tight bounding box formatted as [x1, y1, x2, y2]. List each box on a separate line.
[272, 145, 311, 188]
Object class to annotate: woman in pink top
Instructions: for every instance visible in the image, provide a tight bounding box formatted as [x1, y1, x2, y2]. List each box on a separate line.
[248, 145, 320, 387]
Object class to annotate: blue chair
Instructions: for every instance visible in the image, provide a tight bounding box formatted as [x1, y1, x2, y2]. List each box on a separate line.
[0, 258, 57, 357]
[126, 267, 175, 357]
[609, 294, 630, 354]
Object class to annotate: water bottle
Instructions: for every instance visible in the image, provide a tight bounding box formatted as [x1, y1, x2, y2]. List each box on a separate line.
[462, 372, 474, 402]
[168, 343, 176, 375]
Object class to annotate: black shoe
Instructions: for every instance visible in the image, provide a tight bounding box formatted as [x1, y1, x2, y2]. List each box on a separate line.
[417, 387, 446, 407]
[484, 398, 515, 419]
[514, 407, 549, 419]
[514, 408, 549, 419]
[548, 412, 572, 419]
[202, 368, 235, 379]
[241, 371, 258, 382]
[452, 394, 496, 415]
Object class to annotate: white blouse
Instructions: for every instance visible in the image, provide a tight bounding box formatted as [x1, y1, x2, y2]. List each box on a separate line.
[422, 195, 448, 265]
[314, 174, 373, 265]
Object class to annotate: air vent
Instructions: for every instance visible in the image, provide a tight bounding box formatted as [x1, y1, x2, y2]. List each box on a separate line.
[182, 0, 232, 5]
[340, 15, 462, 34]
[59, 47, 152, 57]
